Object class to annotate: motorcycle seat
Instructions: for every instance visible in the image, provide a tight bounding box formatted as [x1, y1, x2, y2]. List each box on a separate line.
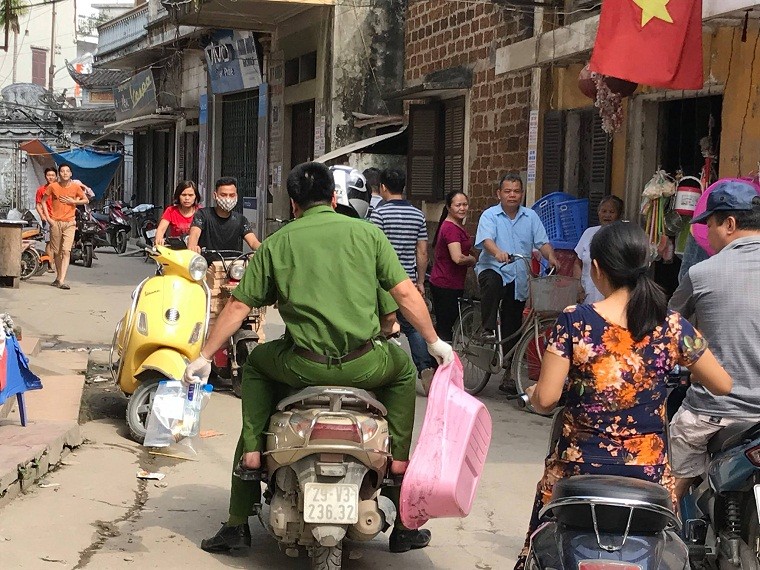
[543, 475, 675, 534]
[707, 421, 760, 454]
[92, 212, 110, 223]
[276, 386, 386, 416]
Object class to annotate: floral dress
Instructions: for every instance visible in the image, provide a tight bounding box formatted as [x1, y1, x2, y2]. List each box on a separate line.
[515, 304, 707, 569]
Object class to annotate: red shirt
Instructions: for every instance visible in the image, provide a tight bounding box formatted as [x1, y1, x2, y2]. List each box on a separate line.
[430, 220, 473, 290]
[161, 205, 198, 237]
[35, 184, 53, 214]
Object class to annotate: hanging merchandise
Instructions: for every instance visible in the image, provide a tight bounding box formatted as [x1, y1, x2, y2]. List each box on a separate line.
[641, 170, 676, 250]
[673, 176, 703, 216]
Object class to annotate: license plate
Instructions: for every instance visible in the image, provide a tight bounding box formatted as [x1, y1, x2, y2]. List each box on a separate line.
[146, 229, 156, 238]
[754, 484, 760, 522]
[303, 483, 359, 524]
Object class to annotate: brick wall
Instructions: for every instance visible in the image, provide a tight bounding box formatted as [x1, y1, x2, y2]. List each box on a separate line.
[405, 1, 533, 222]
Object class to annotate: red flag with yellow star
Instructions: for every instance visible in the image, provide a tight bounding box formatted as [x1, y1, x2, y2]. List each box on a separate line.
[589, 0, 703, 90]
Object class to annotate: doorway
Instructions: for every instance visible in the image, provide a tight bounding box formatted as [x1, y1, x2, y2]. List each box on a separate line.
[290, 101, 315, 168]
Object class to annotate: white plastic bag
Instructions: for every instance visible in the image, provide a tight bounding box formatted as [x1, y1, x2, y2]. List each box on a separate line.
[144, 380, 213, 456]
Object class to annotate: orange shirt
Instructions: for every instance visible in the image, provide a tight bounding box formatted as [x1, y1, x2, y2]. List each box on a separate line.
[44, 182, 85, 222]
[35, 184, 53, 214]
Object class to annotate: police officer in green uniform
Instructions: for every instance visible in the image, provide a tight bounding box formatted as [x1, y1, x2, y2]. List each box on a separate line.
[184, 162, 454, 555]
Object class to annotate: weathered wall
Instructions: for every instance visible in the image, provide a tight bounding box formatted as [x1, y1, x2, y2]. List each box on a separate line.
[404, 0, 533, 219]
[180, 51, 205, 110]
[330, 0, 405, 148]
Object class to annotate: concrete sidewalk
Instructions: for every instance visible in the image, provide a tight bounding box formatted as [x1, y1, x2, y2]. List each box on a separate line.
[0, 336, 86, 508]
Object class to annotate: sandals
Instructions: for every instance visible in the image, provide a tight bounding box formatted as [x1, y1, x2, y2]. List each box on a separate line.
[58, 283, 70, 290]
[50, 280, 60, 287]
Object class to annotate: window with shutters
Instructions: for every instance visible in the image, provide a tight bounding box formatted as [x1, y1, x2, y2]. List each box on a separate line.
[407, 98, 465, 200]
[542, 110, 565, 193]
[31, 48, 47, 87]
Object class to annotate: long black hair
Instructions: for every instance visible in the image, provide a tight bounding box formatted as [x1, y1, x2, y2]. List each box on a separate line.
[433, 190, 468, 246]
[589, 221, 666, 341]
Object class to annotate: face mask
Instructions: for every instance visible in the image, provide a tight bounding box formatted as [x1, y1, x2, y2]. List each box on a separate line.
[217, 197, 237, 212]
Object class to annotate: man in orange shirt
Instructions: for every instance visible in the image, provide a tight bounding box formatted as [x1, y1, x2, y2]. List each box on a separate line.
[41, 163, 89, 289]
[35, 167, 58, 272]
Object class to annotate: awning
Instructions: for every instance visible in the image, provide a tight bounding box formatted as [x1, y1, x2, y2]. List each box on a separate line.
[387, 82, 470, 101]
[104, 113, 180, 132]
[315, 128, 407, 164]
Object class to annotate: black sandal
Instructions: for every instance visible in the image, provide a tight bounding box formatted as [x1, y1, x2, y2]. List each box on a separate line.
[58, 283, 70, 290]
[233, 460, 266, 481]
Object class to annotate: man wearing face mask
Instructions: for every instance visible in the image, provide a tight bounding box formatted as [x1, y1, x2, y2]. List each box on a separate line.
[187, 177, 261, 254]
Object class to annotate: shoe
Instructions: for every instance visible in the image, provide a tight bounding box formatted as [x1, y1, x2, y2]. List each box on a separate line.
[58, 283, 70, 290]
[50, 280, 60, 287]
[389, 528, 431, 553]
[478, 330, 497, 343]
[498, 379, 518, 396]
[200, 522, 251, 553]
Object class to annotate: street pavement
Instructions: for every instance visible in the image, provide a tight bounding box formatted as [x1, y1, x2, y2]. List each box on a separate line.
[0, 249, 551, 569]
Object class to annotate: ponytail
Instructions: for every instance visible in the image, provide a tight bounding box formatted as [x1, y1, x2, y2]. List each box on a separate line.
[432, 204, 448, 247]
[626, 270, 667, 342]
[590, 222, 667, 342]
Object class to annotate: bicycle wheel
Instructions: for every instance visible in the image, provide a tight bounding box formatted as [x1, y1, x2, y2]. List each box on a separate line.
[511, 316, 556, 414]
[452, 304, 491, 395]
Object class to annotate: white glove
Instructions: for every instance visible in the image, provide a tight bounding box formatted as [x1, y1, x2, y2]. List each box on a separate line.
[184, 355, 211, 385]
[427, 338, 454, 366]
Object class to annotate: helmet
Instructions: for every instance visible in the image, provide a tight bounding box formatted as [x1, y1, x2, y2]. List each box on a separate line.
[330, 165, 370, 219]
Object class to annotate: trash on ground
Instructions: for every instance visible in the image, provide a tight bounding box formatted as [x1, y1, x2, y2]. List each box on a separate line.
[38, 482, 60, 488]
[136, 469, 165, 480]
[148, 450, 197, 461]
[39, 556, 66, 564]
[199, 429, 224, 439]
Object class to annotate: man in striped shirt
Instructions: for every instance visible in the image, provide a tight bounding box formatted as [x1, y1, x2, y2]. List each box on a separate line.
[370, 169, 435, 374]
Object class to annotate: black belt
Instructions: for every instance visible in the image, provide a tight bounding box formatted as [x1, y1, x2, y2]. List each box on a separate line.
[293, 340, 374, 364]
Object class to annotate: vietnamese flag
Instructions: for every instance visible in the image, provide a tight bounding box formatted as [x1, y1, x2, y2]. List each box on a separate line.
[589, 0, 703, 90]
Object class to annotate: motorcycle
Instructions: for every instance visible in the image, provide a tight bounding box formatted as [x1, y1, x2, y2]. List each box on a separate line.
[259, 385, 397, 569]
[673, 372, 760, 569]
[20, 236, 41, 280]
[110, 238, 209, 442]
[94, 201, 132, 253]
[69, 208, 97, 268]
[204, 249, 262, 398]
[519, 396, 690, 570]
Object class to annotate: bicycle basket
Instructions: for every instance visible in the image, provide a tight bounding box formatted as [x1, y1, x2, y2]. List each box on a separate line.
[530, 275, 580, 313]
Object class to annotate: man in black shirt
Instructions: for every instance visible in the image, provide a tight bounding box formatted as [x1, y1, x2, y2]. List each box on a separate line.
[188, 177, 261, 254]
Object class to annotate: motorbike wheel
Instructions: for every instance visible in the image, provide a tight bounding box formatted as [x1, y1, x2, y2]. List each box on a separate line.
[741, 494, 760, 570]
[232, 339, 257, 399]
[311, 543, 343, 570]
[21, 249, 40, 280]
[83, 243, 94, 268]
[126, 379, 159, 444]
[114, 230, 128, 254]
[452, 305, 491, 395]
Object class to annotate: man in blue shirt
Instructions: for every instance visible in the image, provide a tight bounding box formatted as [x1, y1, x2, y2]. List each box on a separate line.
[475, 172, 558, 390]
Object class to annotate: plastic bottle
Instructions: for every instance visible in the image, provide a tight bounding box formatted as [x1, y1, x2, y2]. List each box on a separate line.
[181, 383, 214, 437]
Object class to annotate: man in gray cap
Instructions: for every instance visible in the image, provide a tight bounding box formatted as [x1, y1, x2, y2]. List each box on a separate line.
[669, 179, 760, 499]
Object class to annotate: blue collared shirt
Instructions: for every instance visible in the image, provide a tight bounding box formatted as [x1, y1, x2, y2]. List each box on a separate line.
[474, 204, 549, 301]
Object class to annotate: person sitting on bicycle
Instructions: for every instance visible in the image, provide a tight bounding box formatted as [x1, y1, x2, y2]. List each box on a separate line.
[187, 177, 261, 255]
[154, 181, 201, 246]
[515, 221, 732, 570]
[474, 171, 559, 392]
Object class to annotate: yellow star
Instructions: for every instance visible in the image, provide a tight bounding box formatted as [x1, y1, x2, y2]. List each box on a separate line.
[633, 0, 674, 27]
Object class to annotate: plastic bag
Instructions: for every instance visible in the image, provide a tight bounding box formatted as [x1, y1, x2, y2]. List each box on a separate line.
[399, 355, 492, 529]
[144, 380, 213, 457]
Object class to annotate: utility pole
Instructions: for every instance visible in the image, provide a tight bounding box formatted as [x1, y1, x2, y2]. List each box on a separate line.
[48, 1, 56, 91]
[12, 30, 17, 82]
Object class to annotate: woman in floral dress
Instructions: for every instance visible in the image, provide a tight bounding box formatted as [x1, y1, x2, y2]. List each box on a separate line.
[516, 221, 731, 569]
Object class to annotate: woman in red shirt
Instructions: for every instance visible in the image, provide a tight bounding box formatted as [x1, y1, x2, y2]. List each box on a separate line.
[429, 191, 477, 341]
[154, 181, 201, 245]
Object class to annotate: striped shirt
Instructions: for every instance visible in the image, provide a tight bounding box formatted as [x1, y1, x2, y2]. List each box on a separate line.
[370, 199, 427, 282]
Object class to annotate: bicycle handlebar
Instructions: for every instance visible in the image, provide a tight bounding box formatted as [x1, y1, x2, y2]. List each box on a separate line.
[499, 253, 556, 277]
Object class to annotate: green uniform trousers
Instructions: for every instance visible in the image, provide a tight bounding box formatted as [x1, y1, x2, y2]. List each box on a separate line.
[229, 337, 416, 518]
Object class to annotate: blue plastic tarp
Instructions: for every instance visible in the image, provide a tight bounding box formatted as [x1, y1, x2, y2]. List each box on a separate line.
[42, 143, 123, 200]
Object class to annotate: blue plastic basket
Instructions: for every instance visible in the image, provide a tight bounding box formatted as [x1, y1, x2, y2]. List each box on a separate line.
[531, 192, 574, 242]
[557, 198, 589, 245]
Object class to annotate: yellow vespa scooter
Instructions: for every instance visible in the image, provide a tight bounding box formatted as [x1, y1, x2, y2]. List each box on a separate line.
[110, 241, 210, 442]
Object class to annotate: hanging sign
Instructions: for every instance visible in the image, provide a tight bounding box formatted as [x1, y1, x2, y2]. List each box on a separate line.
[204, 30, 263, 95]
[113, 69, 157, 121]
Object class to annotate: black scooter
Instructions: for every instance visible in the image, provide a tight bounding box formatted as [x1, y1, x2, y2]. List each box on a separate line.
[70, 208, 95, 267]
[519, 396, 690, 570]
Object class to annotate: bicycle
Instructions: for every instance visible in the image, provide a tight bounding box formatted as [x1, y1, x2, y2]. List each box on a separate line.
[451, 253, 580, 413]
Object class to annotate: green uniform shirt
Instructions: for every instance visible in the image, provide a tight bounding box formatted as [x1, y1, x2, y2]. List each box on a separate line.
[232, 205, 409, 357]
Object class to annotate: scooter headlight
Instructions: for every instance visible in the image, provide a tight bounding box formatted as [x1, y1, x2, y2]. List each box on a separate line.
[188, 255, 208, 282]
[229, 262, 245, 281]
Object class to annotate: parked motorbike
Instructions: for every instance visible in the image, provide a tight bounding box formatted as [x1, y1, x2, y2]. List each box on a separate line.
[69, 208, 96, 268]
[518, 396, 689, 570]
[673, 371, 760, 569]
[20, 237, 41, 280]
[110, 238, 209, 442]
[93, 201, 133, 253]
[259, 386, 397, 569]
[205, 249, 261, 398]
